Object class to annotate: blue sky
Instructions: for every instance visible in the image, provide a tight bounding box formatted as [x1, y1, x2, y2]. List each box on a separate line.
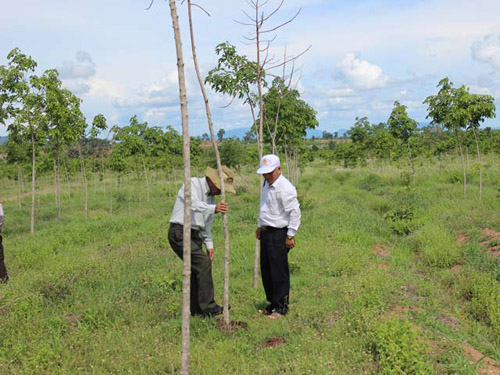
[1, 0, 500, 137]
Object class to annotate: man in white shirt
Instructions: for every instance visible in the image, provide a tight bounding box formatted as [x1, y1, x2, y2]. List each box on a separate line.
[256, 154, 301, 318]
[0, 203, 8, 283]
[168, 166, 235, 317]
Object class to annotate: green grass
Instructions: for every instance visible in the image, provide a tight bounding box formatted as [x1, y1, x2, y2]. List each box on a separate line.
[0, 160, 499, 374]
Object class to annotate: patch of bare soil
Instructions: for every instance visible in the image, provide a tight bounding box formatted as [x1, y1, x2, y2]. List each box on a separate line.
[386, 303, 424, 319]
[374, 263, 388, 269]
[436, 314, 460, 330]
[371, 243, 390, 258]
[482, 228, 500, 240]
[456, 230, 470, 245]
[261, 336, 286, 348]
[462, 342, 500, 375]
[215, 319, 248, 332]
[65, 313, 82, 327]
[451, 265, 462, 274]
[480, 228, 500, 259]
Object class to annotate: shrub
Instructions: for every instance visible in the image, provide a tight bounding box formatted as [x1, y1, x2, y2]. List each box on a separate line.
[462, 272, 500, 343]
[384, 206, 415, 235]
[412, 225, 461, 268]
[369, 318, 433, 375]
[359, 173, 384, 192]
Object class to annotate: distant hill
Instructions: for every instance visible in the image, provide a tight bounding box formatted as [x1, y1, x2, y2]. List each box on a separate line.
[0, 136, 7, 145]
[217, 127, 349, 140]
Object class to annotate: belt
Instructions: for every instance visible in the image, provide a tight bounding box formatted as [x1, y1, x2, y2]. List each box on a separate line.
[170, 222, 202, 232]
[261, 226, 287, 232]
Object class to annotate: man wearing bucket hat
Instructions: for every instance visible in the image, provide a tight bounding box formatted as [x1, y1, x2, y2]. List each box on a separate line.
[256, 154, 301, 319]
[168, 166, 236, 317]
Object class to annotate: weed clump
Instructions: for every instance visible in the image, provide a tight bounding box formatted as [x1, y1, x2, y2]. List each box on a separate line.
[384, 206, 416, 235]
[459, 272, 500, 343]
[358, 173, 384, 192]
[412, 225, 461, 268]
[369, 318, 433, 374]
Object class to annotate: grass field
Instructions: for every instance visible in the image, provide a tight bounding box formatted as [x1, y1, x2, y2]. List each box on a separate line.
[0, 159, 499, 374]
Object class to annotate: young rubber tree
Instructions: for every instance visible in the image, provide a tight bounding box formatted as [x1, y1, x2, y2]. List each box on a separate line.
[40, 69, 86, 222]
[168, 0, 192, 373]
[261, 78, 318, 184]
[205, 42, 262, 288]
[456, 87, 495, 199]
[187, 0, 233, 326]
[0, 48, 46, 234]
[424, 78, 468, 198]
[387, 101, 418, 184]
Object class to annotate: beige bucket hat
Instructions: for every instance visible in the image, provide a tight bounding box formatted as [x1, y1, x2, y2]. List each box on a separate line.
[205, 166, 236, 194]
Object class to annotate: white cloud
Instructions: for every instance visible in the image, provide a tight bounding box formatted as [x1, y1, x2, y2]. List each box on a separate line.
[337, 52, 390, 90]
[471, 34, 500, 70]
[58, 50, 96, 79]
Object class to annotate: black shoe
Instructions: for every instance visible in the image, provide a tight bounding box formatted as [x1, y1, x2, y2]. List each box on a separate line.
[203, 305, 223, 317]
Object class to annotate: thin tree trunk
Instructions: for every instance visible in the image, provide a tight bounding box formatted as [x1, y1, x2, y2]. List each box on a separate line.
[245, 93, 261, 289]
[63, 158, 71, 198]
[53, 158, 60, 223]
[17, 164, 22, 210]
[142, 157, 150, 202]
[78, 143, 88, 219]
[458, 143, 466, 199]
[169, 1, 192, 373]
[30, 122, 35, 235]
[472, 129, 482, 200]
[110, 174, 113, 215]
[187, 0, 232, 325]
[408, 143, 415, 186]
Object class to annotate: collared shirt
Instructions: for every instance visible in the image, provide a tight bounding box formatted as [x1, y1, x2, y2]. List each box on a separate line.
[0, 204, 4, 233]
[257, 174, 301, 237]
[170, 177, 216, 249]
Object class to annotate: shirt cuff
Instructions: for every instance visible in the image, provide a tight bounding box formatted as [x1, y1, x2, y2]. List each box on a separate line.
[205, 241, 214, 250]
[208, 205, 216, 215]
[287, 229, 296, 237]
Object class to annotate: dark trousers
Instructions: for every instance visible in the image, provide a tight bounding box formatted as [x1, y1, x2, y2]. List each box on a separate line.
[168, 223, 216, 315]
[260, 227, 289, 314]
[0, 235, 8, 283]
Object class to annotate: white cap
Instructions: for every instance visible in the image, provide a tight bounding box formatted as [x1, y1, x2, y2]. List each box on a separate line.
[257, 154, 280, 174]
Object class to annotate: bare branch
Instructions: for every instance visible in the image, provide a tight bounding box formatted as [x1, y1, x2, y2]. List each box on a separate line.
[235, 19, 255, 26]
[191, 3, 211, 17]
[261, 8, 301, 33]
[266, 45, 312, 70]
[221, 96, 237, 108]
[240, 9, 255, 22]
[260, 0, 271, 9]
[262, 0, 284, 22]
[243, 35, 257, 42]
[145, 0, 155, 10]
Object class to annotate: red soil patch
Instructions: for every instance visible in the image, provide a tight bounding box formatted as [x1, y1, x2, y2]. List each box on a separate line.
[262, 336, 286, 348]
[480, 228, 500, 259]
[482, 228, 500, 240]
[462, 342, 500, 375]
[456, 230, 470, 245]
[371, 243, 390, 258]
[451, 265, 462, 274]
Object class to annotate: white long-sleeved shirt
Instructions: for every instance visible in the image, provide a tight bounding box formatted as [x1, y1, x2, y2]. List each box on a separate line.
[257, 174, 301, 237]
[169, 178, 216, 249]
